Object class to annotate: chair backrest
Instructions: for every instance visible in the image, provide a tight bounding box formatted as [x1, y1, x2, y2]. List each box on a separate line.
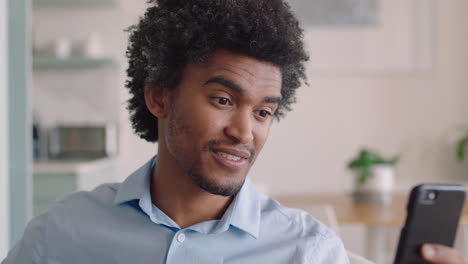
[348, 250, 375, 264]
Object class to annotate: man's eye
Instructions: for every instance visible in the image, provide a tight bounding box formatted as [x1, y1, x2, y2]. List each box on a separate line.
[217, 97, 231, 105]
[258, 110, 272, 118]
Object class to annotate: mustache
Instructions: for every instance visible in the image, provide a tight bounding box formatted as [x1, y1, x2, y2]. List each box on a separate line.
[205, 139, 255, 159]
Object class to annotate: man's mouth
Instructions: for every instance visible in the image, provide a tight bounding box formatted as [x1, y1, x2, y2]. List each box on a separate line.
[210, 147, 252, 170]
[217, 152, 242, 161]
[211, 147, 251, 160]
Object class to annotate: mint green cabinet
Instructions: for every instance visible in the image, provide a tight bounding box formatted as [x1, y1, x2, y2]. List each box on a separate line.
[33, 159, 116, 216]
[33, 173, 77, 216]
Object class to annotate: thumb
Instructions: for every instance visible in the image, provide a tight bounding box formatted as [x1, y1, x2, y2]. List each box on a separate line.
[421, 244, 466, 264]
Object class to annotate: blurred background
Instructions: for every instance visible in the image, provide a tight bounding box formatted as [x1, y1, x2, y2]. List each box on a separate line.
[1, 0, 468, 263]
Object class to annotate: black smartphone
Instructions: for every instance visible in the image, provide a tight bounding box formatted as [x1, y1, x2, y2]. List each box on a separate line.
[394, 184, 466, 264]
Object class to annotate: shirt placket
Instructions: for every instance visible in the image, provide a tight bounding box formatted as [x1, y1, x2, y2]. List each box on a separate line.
[165, 230, 224, 264]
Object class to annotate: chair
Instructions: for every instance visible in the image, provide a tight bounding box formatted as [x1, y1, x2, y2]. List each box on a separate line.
[455, 224, 468, 255]
[348, 250, 375, 264]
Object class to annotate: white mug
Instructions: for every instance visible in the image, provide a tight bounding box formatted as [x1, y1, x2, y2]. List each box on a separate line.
[52, 38, 71, 58]
[77, 33, 102, 57]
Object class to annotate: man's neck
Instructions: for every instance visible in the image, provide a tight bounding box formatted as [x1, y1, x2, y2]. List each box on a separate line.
[150, 153, 234, 229]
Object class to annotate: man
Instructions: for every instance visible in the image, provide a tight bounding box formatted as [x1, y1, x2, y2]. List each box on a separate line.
[2, 0, 466, 263]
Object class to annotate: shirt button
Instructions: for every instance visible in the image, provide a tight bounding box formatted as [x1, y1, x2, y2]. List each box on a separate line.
[177, 233, 186, 243]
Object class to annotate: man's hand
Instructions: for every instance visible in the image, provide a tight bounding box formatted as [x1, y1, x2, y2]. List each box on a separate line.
[421, 244, 467, 264]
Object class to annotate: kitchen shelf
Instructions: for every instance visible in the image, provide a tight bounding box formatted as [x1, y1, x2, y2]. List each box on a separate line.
[33, 56, 115, 69]
[33, 0, 117, 8]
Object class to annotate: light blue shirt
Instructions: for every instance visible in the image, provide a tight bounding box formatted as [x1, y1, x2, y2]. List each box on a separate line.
[3, 157, 349, 263]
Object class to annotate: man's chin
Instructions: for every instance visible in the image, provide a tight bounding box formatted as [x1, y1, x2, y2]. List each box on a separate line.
[191, 173, 246, 197]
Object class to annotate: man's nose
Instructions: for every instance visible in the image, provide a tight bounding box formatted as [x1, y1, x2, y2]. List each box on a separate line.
[224, 111, 254, 144]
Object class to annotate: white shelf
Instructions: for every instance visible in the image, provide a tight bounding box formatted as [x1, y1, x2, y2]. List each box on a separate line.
[33, 56, 115, 69]
[34, 157, 116, 174]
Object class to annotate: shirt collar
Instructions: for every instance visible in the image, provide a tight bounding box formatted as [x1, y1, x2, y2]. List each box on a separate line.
[113, 156, 155, 205]
[113, 156, 261, 239]
[218, 177, 261, 239]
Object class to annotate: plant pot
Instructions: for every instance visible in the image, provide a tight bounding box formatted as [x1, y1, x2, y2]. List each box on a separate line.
[352, 165, 395, 205]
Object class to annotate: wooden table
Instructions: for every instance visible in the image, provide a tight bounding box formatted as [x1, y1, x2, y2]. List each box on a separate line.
[276, 193, 468, 263]
[276, 193, 468, 226]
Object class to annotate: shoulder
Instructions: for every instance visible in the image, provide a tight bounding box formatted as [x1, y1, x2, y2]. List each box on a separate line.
[258, 195, 349, 263]
[55, 182, 121, 207]
[3, 183, 122, 263]
[45, 182, 122, 222]
[34, 182, 122, 226]
[39, 183, 124, 254]
[2, 212, 48, 263]
[258, 193, 329, 236]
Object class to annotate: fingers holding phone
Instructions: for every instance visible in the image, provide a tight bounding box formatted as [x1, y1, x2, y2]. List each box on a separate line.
[394, 184, 466, 263]
[421, 244, 467, 264]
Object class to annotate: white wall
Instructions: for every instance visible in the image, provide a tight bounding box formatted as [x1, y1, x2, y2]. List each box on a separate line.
[33, 1, 468, 195]
[249, 0, 468, 195]
[0, 0, 10, 257]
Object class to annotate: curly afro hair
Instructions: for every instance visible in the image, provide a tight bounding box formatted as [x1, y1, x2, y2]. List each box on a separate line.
[126, 0, 309, 142]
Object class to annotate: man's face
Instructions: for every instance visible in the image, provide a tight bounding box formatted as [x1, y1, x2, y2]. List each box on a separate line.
[161, 50, 282, 196]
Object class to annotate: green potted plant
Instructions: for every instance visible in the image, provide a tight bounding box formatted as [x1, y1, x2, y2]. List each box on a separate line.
[456, 135, 468, 161]
[347, 149, 399, 204]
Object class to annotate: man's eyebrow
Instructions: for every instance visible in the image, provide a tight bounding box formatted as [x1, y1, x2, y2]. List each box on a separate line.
[263, 97, 282, 104]
[205, 76, 245, 95]
[205, 75, 282, 104]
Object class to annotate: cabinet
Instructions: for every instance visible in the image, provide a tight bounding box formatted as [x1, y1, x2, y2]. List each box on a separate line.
[33, 158, 116, 216]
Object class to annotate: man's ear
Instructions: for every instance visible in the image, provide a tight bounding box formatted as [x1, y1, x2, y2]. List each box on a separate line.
[144, 87, 170, 118]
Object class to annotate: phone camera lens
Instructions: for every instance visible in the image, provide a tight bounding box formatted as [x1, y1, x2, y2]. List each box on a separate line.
[427, 191, 437, 200]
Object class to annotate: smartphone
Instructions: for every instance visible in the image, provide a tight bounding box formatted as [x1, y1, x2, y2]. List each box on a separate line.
[394, 184, 466, 264]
